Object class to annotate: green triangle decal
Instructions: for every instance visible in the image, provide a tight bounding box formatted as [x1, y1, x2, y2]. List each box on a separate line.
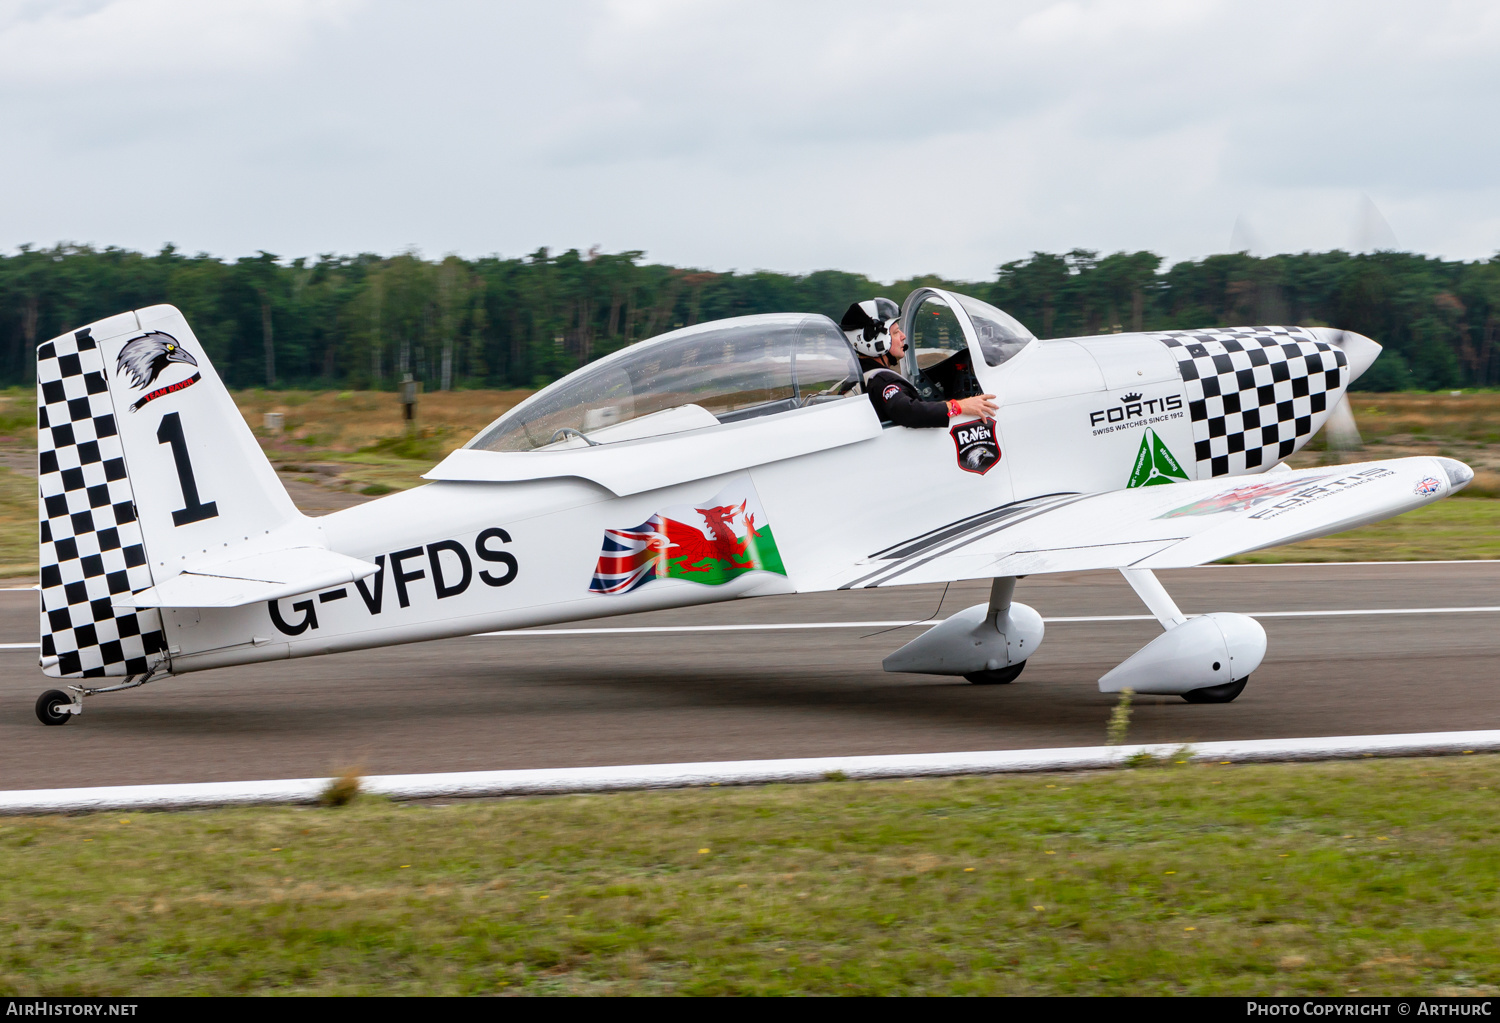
[1127, 428, 1190, 488]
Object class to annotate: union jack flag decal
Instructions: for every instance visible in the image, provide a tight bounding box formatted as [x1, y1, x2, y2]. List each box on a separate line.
[588, 515, 670, 595]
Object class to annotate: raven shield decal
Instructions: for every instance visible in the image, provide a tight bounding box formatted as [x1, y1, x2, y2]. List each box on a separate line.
[950, 418, 1000, 475]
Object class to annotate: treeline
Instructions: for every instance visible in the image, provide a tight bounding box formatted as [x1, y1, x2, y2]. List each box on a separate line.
[1, 243, 1497, 392]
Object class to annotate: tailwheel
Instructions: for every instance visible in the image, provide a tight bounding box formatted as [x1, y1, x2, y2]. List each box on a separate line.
[964, 661, 1026, 685]
[36, 689, 75, 726]
[1182, 676, 1248, 704]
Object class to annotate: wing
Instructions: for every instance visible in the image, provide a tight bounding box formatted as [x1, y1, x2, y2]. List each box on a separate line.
[830, 456, 1471, 589]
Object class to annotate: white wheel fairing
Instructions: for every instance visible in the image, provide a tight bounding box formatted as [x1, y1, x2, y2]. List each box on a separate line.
[1098, 613, 1266, 696]
[882, 601, 1044, 677]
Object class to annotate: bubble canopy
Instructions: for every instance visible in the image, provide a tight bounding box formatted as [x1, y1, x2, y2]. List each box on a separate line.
[468, 313, 862, 452]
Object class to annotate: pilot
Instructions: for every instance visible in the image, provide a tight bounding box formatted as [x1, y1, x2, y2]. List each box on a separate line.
[841, 299, 997, 428]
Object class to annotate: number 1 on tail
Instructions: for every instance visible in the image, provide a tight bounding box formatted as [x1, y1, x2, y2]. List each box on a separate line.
[157, 411, 219, 526]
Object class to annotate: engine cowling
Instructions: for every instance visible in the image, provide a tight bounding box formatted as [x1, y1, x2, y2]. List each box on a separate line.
[1098, 612, 1265, 695]
[883, 600, 1044, 676]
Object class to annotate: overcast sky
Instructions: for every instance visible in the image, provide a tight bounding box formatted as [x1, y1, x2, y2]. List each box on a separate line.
[2, 0, 1497, 281]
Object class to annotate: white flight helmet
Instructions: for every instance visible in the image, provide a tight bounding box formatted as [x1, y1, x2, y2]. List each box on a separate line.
[840, 297, 901, 358]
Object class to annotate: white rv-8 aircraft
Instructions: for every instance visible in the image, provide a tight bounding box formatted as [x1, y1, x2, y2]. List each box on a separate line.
[33, 290, 1472, 724]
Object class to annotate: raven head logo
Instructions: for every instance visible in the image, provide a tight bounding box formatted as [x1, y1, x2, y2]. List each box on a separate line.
[116, 332, 198, 389]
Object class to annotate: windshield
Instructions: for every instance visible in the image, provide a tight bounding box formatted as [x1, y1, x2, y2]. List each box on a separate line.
[951, 293, 1034, 367]
[468, 313, 860, 451]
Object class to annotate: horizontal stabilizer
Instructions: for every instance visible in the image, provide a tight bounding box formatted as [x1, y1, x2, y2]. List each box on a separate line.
[834, 456, 1472, 589]
[124, 548, 379, 609]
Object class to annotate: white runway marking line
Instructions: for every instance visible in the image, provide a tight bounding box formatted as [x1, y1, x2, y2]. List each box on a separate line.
[1191, 559, 1500, 567]
[4, 730, 1499, 814]
[0, 604, 1497, 650]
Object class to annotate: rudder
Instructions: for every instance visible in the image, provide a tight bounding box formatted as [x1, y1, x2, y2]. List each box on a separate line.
[39, 315, 166, 677]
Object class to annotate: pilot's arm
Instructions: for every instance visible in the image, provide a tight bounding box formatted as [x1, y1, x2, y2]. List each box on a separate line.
[866, 369, 993, 428]
[869, 372, 949, 427]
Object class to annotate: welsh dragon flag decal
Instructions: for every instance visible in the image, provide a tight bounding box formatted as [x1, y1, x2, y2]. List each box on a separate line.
[588, 477, 787, 596]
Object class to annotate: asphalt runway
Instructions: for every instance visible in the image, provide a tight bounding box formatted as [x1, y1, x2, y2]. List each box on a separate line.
[1, 562, 1497, 792]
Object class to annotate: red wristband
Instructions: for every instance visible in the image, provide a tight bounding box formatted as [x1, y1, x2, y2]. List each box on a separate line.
[947, 399, 961, 417]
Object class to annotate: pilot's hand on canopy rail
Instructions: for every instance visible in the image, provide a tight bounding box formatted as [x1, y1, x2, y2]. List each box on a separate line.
[951, 394, 997, 419]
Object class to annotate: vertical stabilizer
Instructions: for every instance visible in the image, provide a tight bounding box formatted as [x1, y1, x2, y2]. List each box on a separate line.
[38, 305, 300, 678]
[109, 305, 299, 561]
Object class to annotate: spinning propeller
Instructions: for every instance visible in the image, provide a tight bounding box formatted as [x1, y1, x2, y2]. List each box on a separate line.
[1322, 341, 1365, 461]
[1321, 196, 1399, 462]
[1308, 321, 1385, 463]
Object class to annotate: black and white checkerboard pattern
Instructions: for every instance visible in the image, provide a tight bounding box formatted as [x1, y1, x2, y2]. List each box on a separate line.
[1155, 327, 1348, 478]
[38, 328, 167, 678]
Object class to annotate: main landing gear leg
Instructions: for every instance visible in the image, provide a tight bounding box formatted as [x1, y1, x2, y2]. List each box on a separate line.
[35, 664, 168, 726]
[965, 577, 1028, 685]
[1119, 568, 1188, 630]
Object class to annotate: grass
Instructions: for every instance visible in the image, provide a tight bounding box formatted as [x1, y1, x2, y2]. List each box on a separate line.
[234, 388, 529, 502]
[0, 465, 33, 579]
[0, 390, 34, 443]
[1292, 391, 1500, 496]
[233, 387, 529, 466]
[0, 466, 34, 578]
[2, 756, 1498, 995]
[1343, 392, 1500, 445]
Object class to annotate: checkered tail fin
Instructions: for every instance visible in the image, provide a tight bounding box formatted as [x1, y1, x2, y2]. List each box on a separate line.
[38, 305, 300, 679]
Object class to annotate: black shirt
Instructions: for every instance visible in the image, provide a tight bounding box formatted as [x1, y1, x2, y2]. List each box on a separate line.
[862, 362, 949, 428]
